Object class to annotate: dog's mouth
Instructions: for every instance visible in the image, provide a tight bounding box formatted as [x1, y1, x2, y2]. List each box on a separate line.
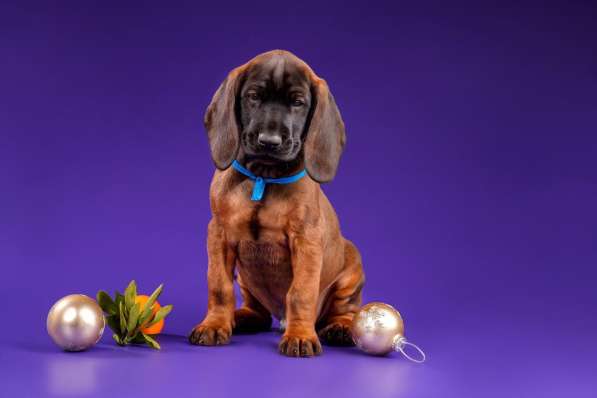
[243, 153, 303, 178]
[246, 154, 284, 165]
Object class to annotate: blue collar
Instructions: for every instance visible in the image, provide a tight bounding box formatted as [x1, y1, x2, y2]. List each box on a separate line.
[231, 160, 307, 201]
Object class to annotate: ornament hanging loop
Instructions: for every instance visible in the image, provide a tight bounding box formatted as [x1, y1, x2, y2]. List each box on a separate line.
[393, 336, 426, 363]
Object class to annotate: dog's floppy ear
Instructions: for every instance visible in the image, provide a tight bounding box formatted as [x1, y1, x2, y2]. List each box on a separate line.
[204, 64, 248, 170]
[304, 78, 346, 183]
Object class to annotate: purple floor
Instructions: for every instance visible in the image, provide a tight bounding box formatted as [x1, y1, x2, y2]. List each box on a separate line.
[2, 1, 596, 397]
[2, 314, 596, 397]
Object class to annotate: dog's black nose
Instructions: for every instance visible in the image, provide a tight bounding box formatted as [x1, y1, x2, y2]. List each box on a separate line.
[257, 133, 282, 149]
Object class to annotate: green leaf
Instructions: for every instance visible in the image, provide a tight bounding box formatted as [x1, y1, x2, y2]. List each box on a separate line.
[142, 333, 161, 350]
[105, 314, 121, 335]
[119, 301, 127, 334]
[124, 280, 137, 310]
[143, 284, 163, 314]
[137, 284, 164, 328]
[96, 290, 117, 315]
[115, 290, 124, 308]
[138, 305, 153, 327]
[112, 334, 123, 345]
[127, 303, 140, 336]
[145, 305, 173, 329]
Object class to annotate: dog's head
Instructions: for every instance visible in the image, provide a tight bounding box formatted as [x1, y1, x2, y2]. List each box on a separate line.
[204, 50, 345, 182]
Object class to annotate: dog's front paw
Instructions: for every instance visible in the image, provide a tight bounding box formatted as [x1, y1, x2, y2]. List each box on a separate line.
[278, 331, 322, 357]
[189, 322, 232, 346]
[318, 322, 355, 346]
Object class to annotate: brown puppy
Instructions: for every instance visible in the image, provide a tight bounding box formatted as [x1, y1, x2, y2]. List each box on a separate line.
[189, 50, 365, 357]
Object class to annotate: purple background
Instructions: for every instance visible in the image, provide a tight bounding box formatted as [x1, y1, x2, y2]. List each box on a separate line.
[2, 1, 596, 397]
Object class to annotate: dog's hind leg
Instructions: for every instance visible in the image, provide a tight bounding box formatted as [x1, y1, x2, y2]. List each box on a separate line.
[234, 275, 273, 334]
[317, 239, 365, 346]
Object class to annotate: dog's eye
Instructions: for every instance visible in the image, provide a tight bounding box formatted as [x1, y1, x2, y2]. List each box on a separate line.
[247, 92, 260, 101]
[291, 98, 305, 107]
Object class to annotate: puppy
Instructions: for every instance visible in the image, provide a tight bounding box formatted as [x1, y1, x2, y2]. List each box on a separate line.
[189, 50, 365, 357]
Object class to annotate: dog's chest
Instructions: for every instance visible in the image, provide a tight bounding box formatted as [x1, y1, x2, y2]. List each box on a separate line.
[237, 239, 290, 267]
[236, 238, 292, 319]
[227, 199, 294, 318]
[236, 208, 290, 274]
[233, 205, 292, 286]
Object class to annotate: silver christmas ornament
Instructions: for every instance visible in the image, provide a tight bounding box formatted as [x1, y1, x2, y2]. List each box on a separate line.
[351, 302, 426, 362]
[47, 294, 105, 351]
